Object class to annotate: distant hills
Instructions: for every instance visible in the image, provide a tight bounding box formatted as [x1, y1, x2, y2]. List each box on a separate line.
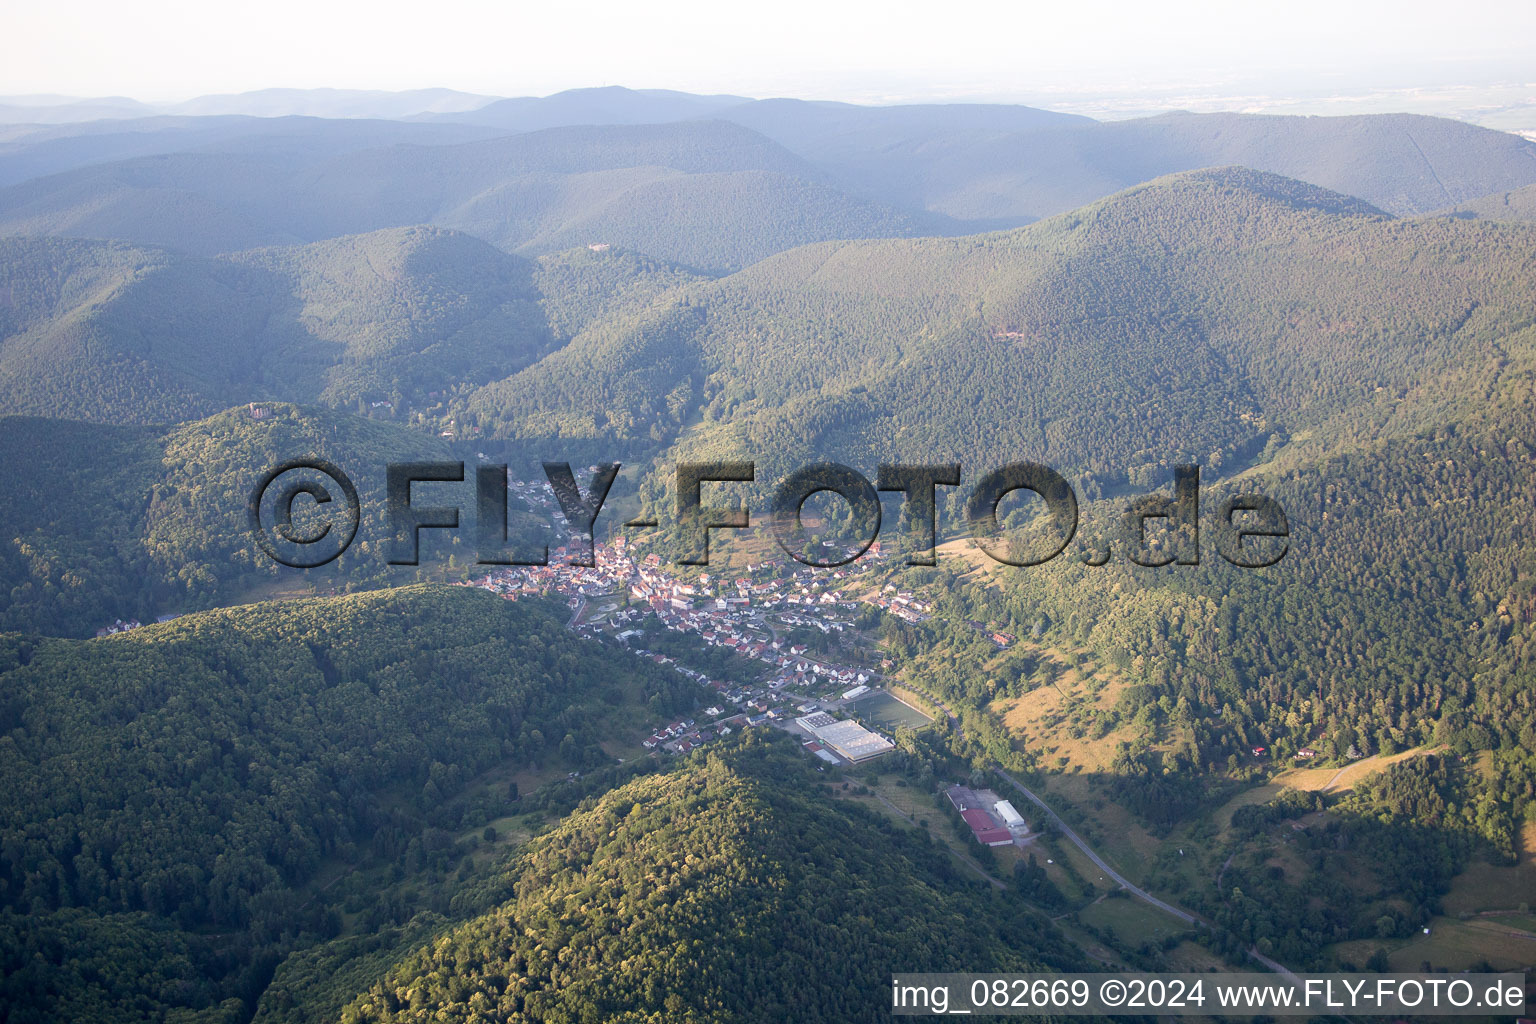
[731, 107, 1536, 220]
[0, 115, 503, 190]
[168, 86, 498, 119]
[439, 85, 750, 131]
[0, 87, 498, 123]
[2, 87, 1535, 271]
[0, 94, 157, 124]
[0, 120, 946, 269]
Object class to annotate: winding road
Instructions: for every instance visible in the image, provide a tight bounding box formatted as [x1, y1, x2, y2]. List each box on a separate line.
[994, 768, 1301, 983]
[995, 769, 1198, 925]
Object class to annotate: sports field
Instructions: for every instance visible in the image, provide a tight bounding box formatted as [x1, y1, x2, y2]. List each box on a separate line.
[849, 690, 933, 731]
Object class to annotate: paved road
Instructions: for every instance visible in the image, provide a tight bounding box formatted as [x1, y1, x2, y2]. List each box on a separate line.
[994, 769, 1303, 982]
[995, 769, 1198, 925]
[892, 686, 1307, 974]
[1248, 946, 1302, 984]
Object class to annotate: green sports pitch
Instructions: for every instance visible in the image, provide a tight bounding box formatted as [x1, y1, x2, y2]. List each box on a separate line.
[847, 690, 933, 731]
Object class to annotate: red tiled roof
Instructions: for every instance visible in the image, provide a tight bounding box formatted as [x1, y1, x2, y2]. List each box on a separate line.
[960, 808, 998, 832]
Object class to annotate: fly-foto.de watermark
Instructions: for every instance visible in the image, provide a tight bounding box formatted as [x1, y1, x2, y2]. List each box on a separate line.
[249, 460, 1289, 570]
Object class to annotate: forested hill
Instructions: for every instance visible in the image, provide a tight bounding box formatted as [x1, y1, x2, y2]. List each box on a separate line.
[9, 169, 1536, 640]
[0, 231, 740, 427]
[463, 168, 1536, 788]
[530, 245, 708, 338]
[0, 584, 700, 1024]
[1439, 181, 1536, 224]
[0, 404, 452, 636]
[320, 735, 1080, 1024]
[227, 228, 556, 406]
[0, 228, 557, 422]
[465, 167, 1536, 491]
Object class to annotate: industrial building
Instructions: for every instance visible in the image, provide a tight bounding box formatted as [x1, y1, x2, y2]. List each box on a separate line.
[946, 785, 1029, 846]
[960, 808, 1014, 846]
[993, 800, 1024, 827]
[795, 713, 895, 762]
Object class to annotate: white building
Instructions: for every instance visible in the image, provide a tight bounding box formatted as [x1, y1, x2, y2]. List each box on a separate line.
[794, 714, 894, 762]
[993, 800, 1025, 828]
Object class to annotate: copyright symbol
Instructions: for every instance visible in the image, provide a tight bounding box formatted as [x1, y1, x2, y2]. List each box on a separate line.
[1100, 979, 1126, 1007]
[249, 458, 360, 568]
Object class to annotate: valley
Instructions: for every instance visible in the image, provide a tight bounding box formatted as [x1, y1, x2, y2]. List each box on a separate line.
[0, 82, 1533, 1022]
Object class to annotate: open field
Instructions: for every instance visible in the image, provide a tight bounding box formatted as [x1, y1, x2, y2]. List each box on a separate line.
[1442, 821, 1536, 916]
[217, 575, 323, 613]
[1162, 939, 1240, 972]
[1211, 747, 1435, 830]
[1051, 918, 1130, 968]
[886, 683, 942, 720]
[1331, 912, 1536, 973]
[1078, 894, 1193, 946]
[1386, 917, 1535, 971]
[935, 537, 1001, 575]
[989, 648, 1143, 773]
[1032, 771, 1164, 882]
[1048, 831, 1121, 900]
[835, 776, 1023, 886]
[1028, 838, 1093, 902]
[847, 778, 974, 854]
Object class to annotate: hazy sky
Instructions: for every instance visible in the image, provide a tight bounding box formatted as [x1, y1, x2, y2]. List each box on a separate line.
[5, 0, 1535, 106]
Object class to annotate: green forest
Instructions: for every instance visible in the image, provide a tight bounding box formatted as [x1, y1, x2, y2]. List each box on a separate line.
[0, 585, 699, 1023]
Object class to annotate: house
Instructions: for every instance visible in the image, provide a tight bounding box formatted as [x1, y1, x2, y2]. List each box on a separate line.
[1294, 747, 1317, 760]
[1252, 746, 1266, 756]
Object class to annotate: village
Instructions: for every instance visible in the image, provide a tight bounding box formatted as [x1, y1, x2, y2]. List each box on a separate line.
[453, 521, 1042, 848]
[448, 472, 963, 765]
